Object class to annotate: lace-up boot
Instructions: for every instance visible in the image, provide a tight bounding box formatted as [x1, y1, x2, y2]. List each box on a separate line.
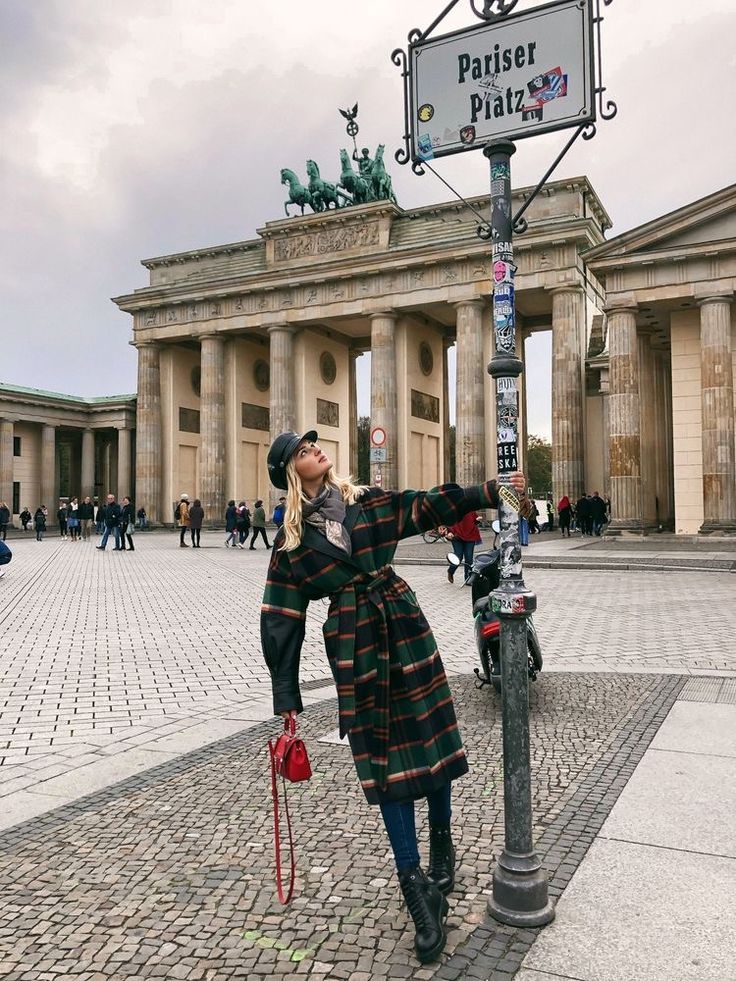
[426, 823, 455, 895]
[398, 864, 449, 963]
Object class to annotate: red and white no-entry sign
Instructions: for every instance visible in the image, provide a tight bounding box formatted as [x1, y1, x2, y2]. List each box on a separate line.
[370, 426, 387, 448]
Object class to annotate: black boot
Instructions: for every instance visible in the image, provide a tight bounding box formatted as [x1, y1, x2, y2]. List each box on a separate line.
[398, 865, 448, 964]
[426, 823, 455, 895]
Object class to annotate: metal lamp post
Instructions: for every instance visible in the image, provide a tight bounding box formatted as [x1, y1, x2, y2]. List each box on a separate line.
[485, 139, 554, 927]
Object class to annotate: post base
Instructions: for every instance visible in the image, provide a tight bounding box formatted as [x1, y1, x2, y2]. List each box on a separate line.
[699, 521, 736, 535]
[488, 853, 556, 928]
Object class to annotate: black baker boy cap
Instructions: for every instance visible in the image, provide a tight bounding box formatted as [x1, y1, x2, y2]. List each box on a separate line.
[267, 430, 318, 490]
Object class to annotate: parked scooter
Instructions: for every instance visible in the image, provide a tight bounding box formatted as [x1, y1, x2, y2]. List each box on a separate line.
[447, 521, 543, 695]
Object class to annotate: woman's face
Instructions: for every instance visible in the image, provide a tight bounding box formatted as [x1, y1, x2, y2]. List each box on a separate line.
[293, 440, 331, 486]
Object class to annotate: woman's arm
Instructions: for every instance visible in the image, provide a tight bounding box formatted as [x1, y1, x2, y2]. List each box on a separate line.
[391, 473, 527, 540]
[260, 544, 309, 716]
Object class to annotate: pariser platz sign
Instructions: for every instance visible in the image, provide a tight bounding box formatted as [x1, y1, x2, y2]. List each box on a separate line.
[410, 0, 595, 160]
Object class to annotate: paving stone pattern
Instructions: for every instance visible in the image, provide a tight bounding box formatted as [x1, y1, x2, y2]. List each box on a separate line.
[0, 534, 734, 802]
[0, 672, 682, 980]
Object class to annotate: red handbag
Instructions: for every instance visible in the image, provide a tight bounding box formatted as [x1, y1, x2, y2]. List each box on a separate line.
[268, 716, 312, 904]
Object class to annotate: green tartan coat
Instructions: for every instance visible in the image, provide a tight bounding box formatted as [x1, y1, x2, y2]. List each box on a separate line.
[261, 480, 500, 804]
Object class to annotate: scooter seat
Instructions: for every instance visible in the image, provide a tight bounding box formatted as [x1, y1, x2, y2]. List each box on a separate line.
[473, 596, 491, 615]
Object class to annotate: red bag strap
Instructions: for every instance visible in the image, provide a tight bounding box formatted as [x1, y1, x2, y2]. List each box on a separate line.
[269, 719, 297, 905]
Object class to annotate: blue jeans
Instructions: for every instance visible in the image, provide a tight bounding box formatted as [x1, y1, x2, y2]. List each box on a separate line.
[519, 517, 529, 546]
[100, 525, 121, 549]
[380, 784, 452, 873]
[449, 539, 475, 581]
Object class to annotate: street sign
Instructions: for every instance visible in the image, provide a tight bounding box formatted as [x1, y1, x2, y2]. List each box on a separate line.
[374, 470, 382, 486]
[370, 426, 387, 447]
[410, 0, 595, 161]
[370, 446, 388, 463]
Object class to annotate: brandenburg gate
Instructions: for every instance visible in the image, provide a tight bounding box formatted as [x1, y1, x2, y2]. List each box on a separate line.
[113, 176, 610, 524]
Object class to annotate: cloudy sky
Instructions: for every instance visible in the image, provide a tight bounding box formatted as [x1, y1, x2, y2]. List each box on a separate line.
[2, 0, 735, 439]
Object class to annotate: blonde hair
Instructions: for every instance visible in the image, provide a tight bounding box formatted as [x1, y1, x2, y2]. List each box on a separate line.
[280, 459, 367, 552]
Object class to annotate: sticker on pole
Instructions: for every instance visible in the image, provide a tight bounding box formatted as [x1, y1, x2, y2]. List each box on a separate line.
[498, 485, 521, 513]
[409, 0, 595, 159]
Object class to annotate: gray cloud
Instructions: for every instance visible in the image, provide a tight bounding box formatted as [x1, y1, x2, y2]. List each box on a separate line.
[1, 0, 734, 444]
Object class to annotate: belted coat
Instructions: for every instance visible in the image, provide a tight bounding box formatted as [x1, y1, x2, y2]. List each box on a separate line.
[261, 480, 500, 804]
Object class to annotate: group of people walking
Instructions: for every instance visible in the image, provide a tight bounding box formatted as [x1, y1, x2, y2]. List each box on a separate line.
[556, 491, 610, 537]
[173, 494, 285, 549]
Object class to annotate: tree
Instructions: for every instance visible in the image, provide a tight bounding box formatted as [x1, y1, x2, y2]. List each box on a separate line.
[526, 434, 551, 497]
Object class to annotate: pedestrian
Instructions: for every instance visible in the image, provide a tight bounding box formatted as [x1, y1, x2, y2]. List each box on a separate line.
[575, 494, 590, 536]
[546, 498, 554, 532]
[249, 500, 270, 549]
[95, 500, 106, 535]
[175, 494, 190, 548]
[260, 430, 530, 965]
[236, 501, 251, 547]
[272, 496, 286, 529]
[528, 500, 540, 534]
[557, 495, 572, 537]
[590, 491, 607, 536]
[78, 496, 94, 541]
[188, 498, 204, 548]
[19, 507, 32, 532]
[604, 495, 612, 522]
[0, 501, 10, 541]
[0, 539, 11, 580]
[224, 500, 238, 547]
[34, 506, 47, 541]
[67, 497, 80, 541]
[120, 496, 136, 551]
[136, 506, 147, 530]
[96, 494, 122, 550]
[57, 501, 69, 539]
[438, 510, 481, 583]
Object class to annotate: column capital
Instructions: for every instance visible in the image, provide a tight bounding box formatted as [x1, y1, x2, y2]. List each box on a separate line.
[369, 309, 397, 322]
[549, 282, 585, 297]
[604, 296, 639, 316]
[133, 340, 161, 350]
[197, 331, 225, 342]
[267, 324, 299, 336]
[453, 297, 485, 310]
[697, 294, 734, 309]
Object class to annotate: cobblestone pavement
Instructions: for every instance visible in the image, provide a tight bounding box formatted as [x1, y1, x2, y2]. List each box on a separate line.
[0, 672, 683, 981]
[0, 532, 734, 810]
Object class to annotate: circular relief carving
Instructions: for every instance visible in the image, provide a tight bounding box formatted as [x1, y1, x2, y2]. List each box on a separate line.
[253, 359, 270, 392]
[191, 366, 201, 397]
[419, 341, 434, 377]
[320, 351, 337, 385]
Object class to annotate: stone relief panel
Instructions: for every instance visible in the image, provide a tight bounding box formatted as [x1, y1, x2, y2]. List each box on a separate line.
[319, 352, 337, 385]
[316, 398, 339, 428]
[179, 407, 201, 434]
[253, 360, 270, 392]
[273, 222, 380, 262]
[411, 390, 440, 424]
[242, 403, 270, 431]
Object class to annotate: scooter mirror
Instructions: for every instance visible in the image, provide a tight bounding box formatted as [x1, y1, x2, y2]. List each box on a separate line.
[447, 553, 461, 567]
[492, 520, 501, 534]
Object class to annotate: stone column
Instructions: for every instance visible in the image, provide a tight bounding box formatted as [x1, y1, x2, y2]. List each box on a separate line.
[607, 302, 643, 531]
[117, 427, 132, 499]
[0, 419, 13, 511]
[199, 333, 226, 524]
[136, 343, 163, 524]
[551, 286, 585, 503]
[638, 333, 657, 526]
[454, 299, 486, 485]
[268, 326, 297, 439]
[224, 339, 237, 504]
[40, 424, 56, 509]
[699, 296, 736, 532]
[81, 428, 95, 501]
[370, 311, 398, 490]
[349, 349, 359, 478]
[442, 338, 453, 481]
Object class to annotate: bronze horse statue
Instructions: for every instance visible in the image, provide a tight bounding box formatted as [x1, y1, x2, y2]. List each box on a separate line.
[280, 168, 313, 216]
[306, 160, 351, 211]
[338, 148, 374, 205]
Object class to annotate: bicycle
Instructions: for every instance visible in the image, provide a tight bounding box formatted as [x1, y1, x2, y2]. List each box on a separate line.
[421, 528, 450, 544]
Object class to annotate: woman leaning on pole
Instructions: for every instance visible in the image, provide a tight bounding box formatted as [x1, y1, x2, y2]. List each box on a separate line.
[260, 430, 528, 964]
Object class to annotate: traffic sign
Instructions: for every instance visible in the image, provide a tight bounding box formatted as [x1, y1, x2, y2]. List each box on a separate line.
[370, 426, 387, 448]
[370, 446, 387, 463]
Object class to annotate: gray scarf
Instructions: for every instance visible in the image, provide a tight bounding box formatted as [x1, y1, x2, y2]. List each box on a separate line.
[302, 485, 352, 555]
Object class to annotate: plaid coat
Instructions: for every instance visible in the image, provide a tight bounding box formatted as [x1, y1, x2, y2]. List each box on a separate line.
[261, 481, 500, 804]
